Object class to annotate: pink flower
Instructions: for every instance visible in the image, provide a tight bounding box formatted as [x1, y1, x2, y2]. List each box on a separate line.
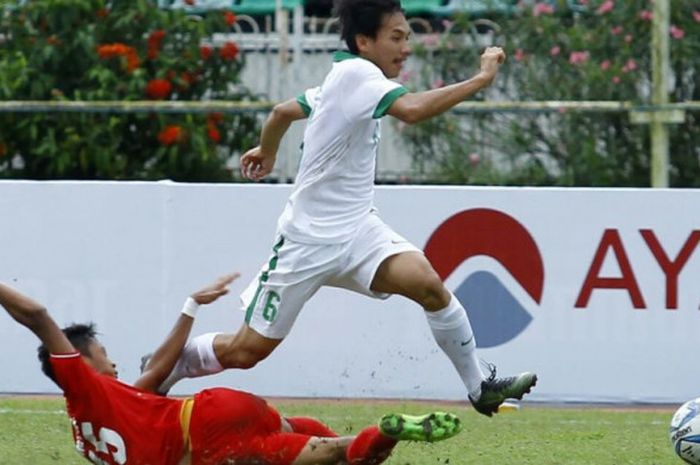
[670, 25, 685, 40]
[420, 34, 440, 47]
[468, 153, 481, 165]
[622, 59, 637, 73]
[514, 48, 526, 62]
[431, 79, 445, 89]
[398, 70, 413, 83]
[624, 34, 633, 43]
[611, 25, 623, 35]
[639, 10, 653, 21]
[600, 59, 611, 70]
[568, 51, 590, 65]
[533, 2, 554, 16]
[612, 75, 620, 84]
[693, 11, 700, 22]
[596, 0, 614, 15]
[550, 46, 561, 57]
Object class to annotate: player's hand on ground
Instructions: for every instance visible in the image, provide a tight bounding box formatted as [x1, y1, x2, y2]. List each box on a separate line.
[240, 146, 276, 181]
[191, 273, 240, 305]
[479, 46, 506, 81]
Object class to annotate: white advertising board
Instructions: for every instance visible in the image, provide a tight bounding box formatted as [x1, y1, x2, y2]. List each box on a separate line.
[0, 181, 698, 403]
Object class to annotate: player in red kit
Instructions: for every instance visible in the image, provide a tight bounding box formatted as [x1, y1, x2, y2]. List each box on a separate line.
[1, 273, 462, 465]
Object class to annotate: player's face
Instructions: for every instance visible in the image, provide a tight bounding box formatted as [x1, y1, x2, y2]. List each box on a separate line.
[358, 12, 412, 79]
[83, 339, 118, 379]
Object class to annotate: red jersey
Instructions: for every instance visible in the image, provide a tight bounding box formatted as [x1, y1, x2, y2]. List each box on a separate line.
[50, 353, 185, 465]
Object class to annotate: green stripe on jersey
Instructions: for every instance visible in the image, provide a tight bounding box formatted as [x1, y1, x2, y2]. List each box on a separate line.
[333, 50, 359, 62]
[373, 86, 408, 119]
[296, 94, 312, 117]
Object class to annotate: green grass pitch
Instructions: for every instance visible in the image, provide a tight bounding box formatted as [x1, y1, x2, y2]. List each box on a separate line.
[0, 397, 680, 464]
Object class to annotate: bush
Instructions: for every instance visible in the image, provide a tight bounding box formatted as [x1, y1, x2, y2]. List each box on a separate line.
[0, 0, 260, 181]
[400, 0, 699, 186]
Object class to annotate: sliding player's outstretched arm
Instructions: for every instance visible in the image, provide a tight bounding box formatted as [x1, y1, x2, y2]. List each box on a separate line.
[0, 282, 74, 354]
[134, 273, 239, 392]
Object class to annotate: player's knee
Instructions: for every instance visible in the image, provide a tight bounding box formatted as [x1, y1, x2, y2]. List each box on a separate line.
[233, 352, 262, 369]
[416, 273, 450, 311]
[298, 438, 346, 464]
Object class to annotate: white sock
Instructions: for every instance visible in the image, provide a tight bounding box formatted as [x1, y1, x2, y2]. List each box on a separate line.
[157, 332, 224, 394]
[425, 294, 485, 400]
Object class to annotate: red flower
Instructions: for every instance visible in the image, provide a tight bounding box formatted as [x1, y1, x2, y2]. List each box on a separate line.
[97, 43, 129, 59]
[150, 30, 166, 43]
[96, 43, 140, 72]
[148, 30, 166, 60]
[219, 42, 239, 61]
[223, 11, 237, 26]
[207, 126, 221, 143]
[183, 72, 197, 84]
[146, 79, 173, 100]
[0, 143, 7, 158]
[185, 0, 195, 4]
[125, 51, 140, 72]
[207, 112, 224, 124]
[96, 8, 109, 18]
[200, 45, 213, 61]
[158, 126, 184, 145]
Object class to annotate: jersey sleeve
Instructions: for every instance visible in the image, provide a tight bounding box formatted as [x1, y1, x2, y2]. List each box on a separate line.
[296, 87, 321, 117]
[50, 352, 97, 398]
[341, 61, 407, 121]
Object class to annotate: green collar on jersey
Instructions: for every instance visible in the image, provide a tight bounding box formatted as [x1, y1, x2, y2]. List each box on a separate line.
[333, 50, 362, 62]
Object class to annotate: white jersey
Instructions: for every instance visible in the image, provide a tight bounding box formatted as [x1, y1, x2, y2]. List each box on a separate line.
[277, 51, 407, 244]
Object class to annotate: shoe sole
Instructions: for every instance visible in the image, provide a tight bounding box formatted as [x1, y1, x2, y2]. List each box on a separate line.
[476, 373, 538, 417]
[379, 412, 462, 443]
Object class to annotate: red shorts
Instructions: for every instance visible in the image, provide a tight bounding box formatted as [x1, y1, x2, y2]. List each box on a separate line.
[189, 388, 310, 465]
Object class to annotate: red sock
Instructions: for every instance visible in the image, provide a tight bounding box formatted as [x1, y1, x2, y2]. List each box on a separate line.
[286, 417, 339, 437]
[346, 425, 398, 465]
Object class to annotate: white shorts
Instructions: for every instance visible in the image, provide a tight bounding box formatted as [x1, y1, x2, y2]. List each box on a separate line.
[240, 213, 421, 339]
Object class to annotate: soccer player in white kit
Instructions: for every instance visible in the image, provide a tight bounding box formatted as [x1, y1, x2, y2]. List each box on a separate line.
[160, 0, 537, 416]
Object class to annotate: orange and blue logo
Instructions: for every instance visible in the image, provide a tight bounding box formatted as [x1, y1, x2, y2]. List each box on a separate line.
[424, 208, 544, 347]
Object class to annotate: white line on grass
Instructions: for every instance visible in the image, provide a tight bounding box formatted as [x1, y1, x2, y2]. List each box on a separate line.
[0, 409, 65, 415]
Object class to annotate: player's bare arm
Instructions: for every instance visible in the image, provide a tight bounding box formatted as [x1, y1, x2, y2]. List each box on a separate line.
[134, 273, 239, 392]
[387, 46, 506, 124]
[241, 98, 307, 181]
[0, 282, 74, 354]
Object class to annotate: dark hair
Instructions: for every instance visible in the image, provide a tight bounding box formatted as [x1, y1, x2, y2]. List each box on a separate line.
[334, 0, 403, 54]
[37, 323, 98, 383]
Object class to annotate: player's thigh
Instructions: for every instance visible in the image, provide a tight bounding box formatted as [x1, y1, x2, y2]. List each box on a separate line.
[371, 250, 437, 295]
[241, 235, 343, 339]
[329, 213, 425, 299]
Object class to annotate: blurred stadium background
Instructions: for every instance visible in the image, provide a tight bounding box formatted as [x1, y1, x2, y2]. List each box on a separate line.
[0, 0, 697, 186]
